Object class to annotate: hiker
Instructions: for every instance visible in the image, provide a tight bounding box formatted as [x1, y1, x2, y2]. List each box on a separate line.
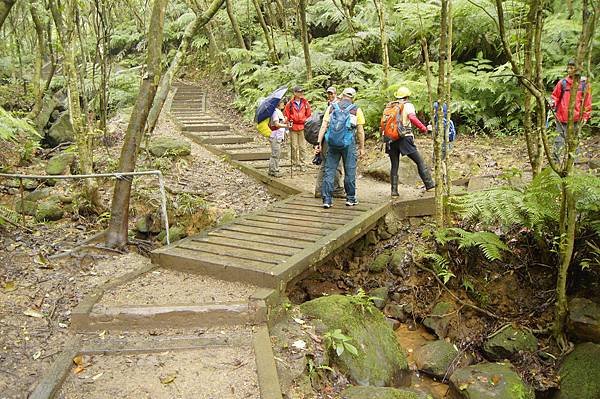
[549, 58, 592, 162]
[314, 86, 344, 198]
[381, 86, 434, 196]
[316, 87, 365, 208]
[284, 86, 312, 171]
[268, 99, 288, 178]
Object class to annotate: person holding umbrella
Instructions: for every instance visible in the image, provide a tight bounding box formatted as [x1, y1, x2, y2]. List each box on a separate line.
[284, 86, 312, 171]
[268, 99, 288, 177]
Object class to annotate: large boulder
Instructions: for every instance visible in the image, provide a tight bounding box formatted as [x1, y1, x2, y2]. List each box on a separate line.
[148, 137, 191, 158]
[15, 199, 37, 216]
[25, 187, 53, 202]
[568, 298, 600, 344]
[414, 340, 461, 379]
[341, 386, 433, 399]
[47, 112, 75, 145]
[35, 197, 64, 221]
[364, 157, 428, 187]
[449, 362, 534, 399]
[370, 253, 391, 273]
[555, 342, 600, 399]
[483, 325, 537, 360]
[46, 153, 75, 175]
[34, 95, 61, 131]
[300, 294, 410, 387]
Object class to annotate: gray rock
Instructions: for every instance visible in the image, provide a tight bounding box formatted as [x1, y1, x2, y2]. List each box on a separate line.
[366, 230, 378, 245]
[483, 325, 537, 360]
[46, 153, 75, 175]
[414, 340, 460, 379]
[384, 303, 407, 323]
[35, 198, 64, 221]
[423, 302, 455, 338]
[364, 157, 429, 187]
[148, 137, 191, 158]
[25, 187, 53, 202]
[384, 211, 400, 236]
[370, 287, 389, 309]
[47, 112, 74, 145]
[370, 253, 391, 273]
[555, 342, 600, 399]
[15, 199, 37, 216]
[34, 95, 60, 131]
[135, 214, 162, 234]
[568, 297, 600, 344]
[341, 386, 433, 399]
[467, 176, 496, 192]
[377, 223, 392, 240]
[449, 362, 534, 399]
[386, 317, 401, 331]
[389, 248, 408, 273]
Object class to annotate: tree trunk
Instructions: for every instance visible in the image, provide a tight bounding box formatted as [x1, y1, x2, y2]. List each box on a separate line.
[444, 0, 453, 197]
[105, 0, 169, 248]
[298, 0, 312, 80]
[146, 0, 224, 136]
[372, 0, 389, 89]
[226, 0, 246, 49]
[0, 0, 15, 31]
[251, 0, 278, 63]
[28, 2, 46, 120]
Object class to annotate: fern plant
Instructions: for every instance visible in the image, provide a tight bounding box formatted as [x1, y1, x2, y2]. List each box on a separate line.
[434, 228, 510, 262]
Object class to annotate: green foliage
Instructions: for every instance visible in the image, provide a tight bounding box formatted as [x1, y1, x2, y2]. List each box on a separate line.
[172, 192, 208, 217]
[323, 329, 359, 357]
[423, 252, 456, 283]
[0, 205, 20, 226]
[108, 70, 141, 112]
[434, 227, 510, 262]
[347, 288, 379, 314]
[0, 107, 39, 141]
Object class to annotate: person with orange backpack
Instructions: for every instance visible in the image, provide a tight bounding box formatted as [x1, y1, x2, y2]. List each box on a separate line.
[380, 86, 434, 196]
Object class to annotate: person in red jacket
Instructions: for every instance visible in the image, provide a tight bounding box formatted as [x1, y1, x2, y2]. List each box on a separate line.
[550, 59, 592, 161]
[284, 86, 312, 171]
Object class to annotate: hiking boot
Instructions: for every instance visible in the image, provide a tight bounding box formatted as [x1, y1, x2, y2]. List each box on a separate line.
[391, 175, 399, 197]
[323, 202, 332, 209]
[269, 171, 284, 178]
[345, 199, 359, 206]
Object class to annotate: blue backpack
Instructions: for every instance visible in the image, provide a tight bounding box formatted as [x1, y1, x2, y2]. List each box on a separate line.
[325, 101, 358, 149]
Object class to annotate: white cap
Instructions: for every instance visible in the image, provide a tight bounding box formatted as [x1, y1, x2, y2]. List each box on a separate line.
[342, 87, 356, 98]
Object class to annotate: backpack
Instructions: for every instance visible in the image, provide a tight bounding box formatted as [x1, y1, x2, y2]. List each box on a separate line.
[446, 119, 456, 142]
[256, 118, 271, 138]
[304, 112, 324, 145]
[325, 102, 357, 149]
[380, 101, 406, 141]
[557, 78, 588, 105]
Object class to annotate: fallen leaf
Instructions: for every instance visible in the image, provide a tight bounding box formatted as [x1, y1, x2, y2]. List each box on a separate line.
[23, 308, 44, 318]
[98, 330, 107, 340]
[292, 340, 306, 350]
[491, 375, 502, 385]
[92, 372, 104, 381]
[33, 350, 42, 360]
[292, 318, 305, 325]
[160, 374, 177, 384]
[58, 322, 68, 328]
[3, 281, 16, 292]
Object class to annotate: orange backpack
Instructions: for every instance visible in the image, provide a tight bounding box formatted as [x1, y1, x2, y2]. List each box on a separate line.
[380, 101, 406, 141]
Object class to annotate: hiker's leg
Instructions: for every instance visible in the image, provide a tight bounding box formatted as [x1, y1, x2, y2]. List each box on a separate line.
[342, 145, 357, 201]
[388, 141, 400, 195]
[322, 147, 342, 203]
[407, 150, 434, 189]
[314, 141, 327, 196]
[297, 129, 307, 165]
[273, 138, 283, 174]
[334, 155, 344, 195]
[290, 130, 299, 166]
[268, 137, 277, 175]
[552, 121, 567, 163]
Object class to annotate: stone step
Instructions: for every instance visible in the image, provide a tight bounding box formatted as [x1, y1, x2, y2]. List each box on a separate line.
[182, 124, 229, 132]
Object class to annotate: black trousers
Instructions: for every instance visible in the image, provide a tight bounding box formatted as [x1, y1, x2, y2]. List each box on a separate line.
[388, 141, 434, 189]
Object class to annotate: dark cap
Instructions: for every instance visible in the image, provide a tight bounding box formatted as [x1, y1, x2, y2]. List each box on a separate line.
[293, 86, 304, 92]
[567, 59, 576, 66]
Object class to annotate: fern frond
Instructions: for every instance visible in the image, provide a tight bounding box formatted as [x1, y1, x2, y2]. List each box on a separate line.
[0, 205, 20, 226]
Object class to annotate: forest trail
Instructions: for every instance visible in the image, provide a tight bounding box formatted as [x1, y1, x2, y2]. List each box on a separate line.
[30, 83, 421, 399]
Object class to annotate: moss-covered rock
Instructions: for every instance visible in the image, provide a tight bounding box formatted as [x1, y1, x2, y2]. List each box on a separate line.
[300, 294, 409, 387]
[158, 225, 186, 244]
[370, 287, 389, 309]
[148, 137, 191, 158]
[35, 197, 64, 221]
[414, 340, 460, 379]
[47, 112, 74, 145]
[15, 199, 37, 216]
[554, 342, 600, 399]
[423, 302, 454, 339]
[568, 298, 600, 344]
[389, 248, 408, 274]
[341, 386, 433, 399]
[46, 153, 75, 175]
[449, 362, 534, 399]
[25, 187, 53, 202]
[370, 253, 391, 273]
[483, 325, 537, 360]
[366, 230, 379, 246]
[384, 211, 400, 236]
[218, 209, 237, 225]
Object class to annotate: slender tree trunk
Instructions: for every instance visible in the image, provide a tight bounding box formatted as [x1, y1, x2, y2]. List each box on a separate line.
[0, 0, 15, 31]
[105, 0, 169, 248]
[298, 0, 312, 80]
[28, 2, 46, 120]
[372, 0, 389, 89]
[444, 0, 453, 197]
[225, 0, 246, 49]
[275, 0, 293, 57]
[252, 0, 278, 63]
[146, 0, 224, 136]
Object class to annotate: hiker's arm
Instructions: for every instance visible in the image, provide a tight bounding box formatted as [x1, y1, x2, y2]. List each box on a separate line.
[356, 124, 365, 157]
[583, 87, 592, 121]
[408, 113, 428, 133]
[550, 82, 561, 107]
[306, 101, 312, 119]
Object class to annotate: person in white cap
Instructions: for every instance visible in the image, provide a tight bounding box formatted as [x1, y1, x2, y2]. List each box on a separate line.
[316, 87, 365, 208]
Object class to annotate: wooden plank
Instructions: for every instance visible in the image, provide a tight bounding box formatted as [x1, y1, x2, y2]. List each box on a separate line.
[177, 241, 286, 264]
[274, 203, 363, 217]
[166, 245, 275, 270]
[221, 223, 323, 241]
[182, 124, 230, 132]
[254, 326, 284, 399]
[193, 236, 297, 256]
[208, 230, 306, 249]
[158, 248, 279, 287]
[230, 151, 271, 161]
[266, 208, 355, 222]
[286, 197, 370, 211]
[29, 337, 81, 399]
[244, 215, 337, 231]
[185, 130, 232, 137]
[258, 211, 349, 225]
[201, 136, 254, 145]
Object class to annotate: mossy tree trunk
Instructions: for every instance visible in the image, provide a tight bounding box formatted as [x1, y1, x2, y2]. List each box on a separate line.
[0, 0, 15, 31]
[146, 0, 224, 136]
[372, 0, 389, 89]
[105, 0, 169, 248]
[225, 0, 246, 50]
[50, 0, 100, 207]
[554, 0, 597, 349]
[252, 0, 278, 63]
[28, 1, 46, 120]
[299, 0, 312, 80]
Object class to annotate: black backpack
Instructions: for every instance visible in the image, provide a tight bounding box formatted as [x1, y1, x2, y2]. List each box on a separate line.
[303, 112, 324, 145]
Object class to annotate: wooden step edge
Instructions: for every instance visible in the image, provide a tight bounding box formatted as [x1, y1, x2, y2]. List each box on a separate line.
[253, 325, 284, 399]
